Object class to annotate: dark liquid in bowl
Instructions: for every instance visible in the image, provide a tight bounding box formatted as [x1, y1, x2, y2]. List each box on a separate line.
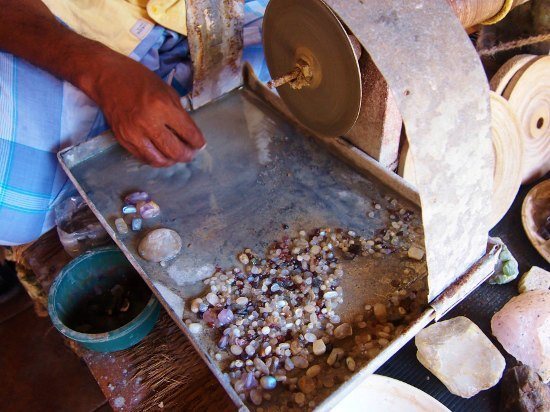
[65, 273, 152, 334]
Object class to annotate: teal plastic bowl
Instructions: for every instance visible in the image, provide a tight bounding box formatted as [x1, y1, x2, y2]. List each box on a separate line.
[48, 248, 160, 352]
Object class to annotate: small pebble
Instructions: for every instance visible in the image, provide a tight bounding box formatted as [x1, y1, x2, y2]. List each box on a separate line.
[298, 376, 316, 394]
[189, 323, 202, 334]
[236, 297, 249, 306]
[239, 254, 249, 264]
[346, 356, 356, 372]
[230, 345, 243, 356]
[323, 291, 338, 299]
[206, 292, 220, 306]
[312, 339, 326, 355]
[261, 326, 271, 335]
[190, 298, 202, 313]
[304, 332, 316, 343]
[122, 205, 137, 214]
[327, 348, 344, 366]
[373, 303, 387, 322]
[131, 218, 142, 231]
[124, 191, 149, 205]
[294, 392, 306, 406]
[260, 376, 277, 390]
[334, 323, 353, 339]
[292, 356, 309, 369]
[115, 218, 128, 234]
[304, 305, 316, 313]
[306, 365, 321, 378]
[310, 245, 321, 255]
[250, 389, 263, 406]
[138, 200, 160, 219]
[407, 246, 425, 260]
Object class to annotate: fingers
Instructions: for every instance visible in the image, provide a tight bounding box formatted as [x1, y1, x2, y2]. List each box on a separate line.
[168, 110, 206, 150]
[140, 139, 176, 167]
[151, 127, 196, 163]
[117, 129, 174, 168]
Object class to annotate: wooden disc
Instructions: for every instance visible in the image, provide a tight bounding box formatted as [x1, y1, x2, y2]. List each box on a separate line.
[489, 54, 538, 95]
[522, 179, 550, 264]
[263, 0, 362, 136]
[398, 92, 523, 229]
[490, 92, 523, 228]
[502, 56, 550, 183]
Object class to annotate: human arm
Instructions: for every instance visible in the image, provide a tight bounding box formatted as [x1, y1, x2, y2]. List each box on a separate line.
[0, 0, 205, 167]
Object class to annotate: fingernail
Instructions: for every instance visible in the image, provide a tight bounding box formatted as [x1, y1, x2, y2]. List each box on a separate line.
[198, 142, 208, 152]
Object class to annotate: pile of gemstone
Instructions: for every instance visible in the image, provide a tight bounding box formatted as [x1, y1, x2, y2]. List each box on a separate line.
[186, 192, 427, 409]
[114, 191, 161, 234]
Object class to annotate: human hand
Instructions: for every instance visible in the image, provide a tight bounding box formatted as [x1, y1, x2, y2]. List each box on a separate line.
[91, 55, 205, 167]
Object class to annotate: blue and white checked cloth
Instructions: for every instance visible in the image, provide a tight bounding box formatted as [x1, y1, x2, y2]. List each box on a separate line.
[0, 1, 269, 245]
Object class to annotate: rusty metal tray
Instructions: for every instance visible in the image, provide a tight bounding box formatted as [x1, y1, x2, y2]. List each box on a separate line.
[59, 86, 496, 410]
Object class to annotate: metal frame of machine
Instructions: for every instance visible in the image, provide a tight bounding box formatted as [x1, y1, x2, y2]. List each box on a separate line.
[58, 0, 503, 409]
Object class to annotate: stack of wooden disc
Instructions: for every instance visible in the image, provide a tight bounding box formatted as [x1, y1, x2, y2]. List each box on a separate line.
[490, 54, 550, 184]
[398, 91, 523, 229]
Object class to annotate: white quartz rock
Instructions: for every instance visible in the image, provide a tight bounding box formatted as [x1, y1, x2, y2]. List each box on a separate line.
[138, 228, 182, 262]
[415, 316, 505, 398]
[491, 290, 550, 383]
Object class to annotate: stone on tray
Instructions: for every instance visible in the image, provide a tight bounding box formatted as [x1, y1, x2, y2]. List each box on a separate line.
[138, 200, 161, 219]
[124, 191, 150, 205]
[415, 316, 505, 398]
[138, 228, 182, 262]
[491, 290, 550, 383]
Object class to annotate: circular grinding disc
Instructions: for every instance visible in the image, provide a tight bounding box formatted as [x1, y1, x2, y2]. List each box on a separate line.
[263, 0, 362, 136]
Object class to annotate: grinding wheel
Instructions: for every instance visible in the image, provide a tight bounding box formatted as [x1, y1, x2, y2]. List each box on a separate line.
[263, 0, 362, 136]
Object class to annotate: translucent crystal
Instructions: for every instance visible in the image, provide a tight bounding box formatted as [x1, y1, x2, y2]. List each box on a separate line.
[138, 228, 182, 262]
[492, 290, 550, 383]
[415, 316, 505, 398]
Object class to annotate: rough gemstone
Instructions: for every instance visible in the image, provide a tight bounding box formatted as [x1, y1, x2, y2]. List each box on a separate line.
[217, 309, 234, 326]
[138, 200, 161, 219]
[334, 323, 353, 339]
[260, 376, 277, 390]
[298, 376, 316, 394]
[131, 218, 142, 231]
[203, 309, 218, 326]
[114, 218, 128, 234]
[518, 266, 550, 293]
[122, 205, 137, 214]
[291, 356, 309, 369]
[190, 298, 202, 313]
[407, 246, 424, 260]
[416, 316, 505, 398]
[249, 389, 262, 406]
[312, 339, 326, 355]
[124, 191, 149, 205]
[138, 228, 182, 262]
[491, 290, 550, 383]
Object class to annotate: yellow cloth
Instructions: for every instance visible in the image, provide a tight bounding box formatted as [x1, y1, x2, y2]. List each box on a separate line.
[41, 0, 187, 56]
[147, 0, 187, 36]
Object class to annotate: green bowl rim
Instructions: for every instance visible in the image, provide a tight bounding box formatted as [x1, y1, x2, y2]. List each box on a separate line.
[48, 247, 159, 344]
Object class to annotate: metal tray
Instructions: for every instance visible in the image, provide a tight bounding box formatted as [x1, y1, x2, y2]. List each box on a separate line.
[59, 87, 434, 410]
